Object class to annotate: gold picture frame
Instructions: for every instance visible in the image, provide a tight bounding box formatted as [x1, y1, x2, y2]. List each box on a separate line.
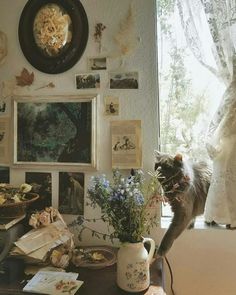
[13, 95, 97, 170]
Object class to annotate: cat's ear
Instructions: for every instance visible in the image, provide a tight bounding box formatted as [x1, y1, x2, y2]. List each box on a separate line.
[174, 153, 183, 167]
[154, 150, 162, 160]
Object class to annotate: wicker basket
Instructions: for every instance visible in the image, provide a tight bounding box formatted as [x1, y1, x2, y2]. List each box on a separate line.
[0, 193, 39, 218]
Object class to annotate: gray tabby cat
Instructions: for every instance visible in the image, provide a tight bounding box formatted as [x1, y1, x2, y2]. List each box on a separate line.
[155, 151, 212, 256]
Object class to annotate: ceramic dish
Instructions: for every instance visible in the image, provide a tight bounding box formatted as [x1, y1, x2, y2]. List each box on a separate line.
[72, 246, 117, 269]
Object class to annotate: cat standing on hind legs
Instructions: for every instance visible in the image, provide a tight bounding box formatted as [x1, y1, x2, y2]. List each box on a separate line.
[154, 151, 212, 257]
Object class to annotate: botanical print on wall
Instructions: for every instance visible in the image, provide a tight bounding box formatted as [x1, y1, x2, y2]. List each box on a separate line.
[0, 166, 9, 183]
[14, 97, 95, 167]
[25, 172, 52, 210]
[58, 172, 84, 215]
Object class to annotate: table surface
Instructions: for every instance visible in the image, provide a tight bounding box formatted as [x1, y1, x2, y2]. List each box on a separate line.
[0, 257, 165, 295]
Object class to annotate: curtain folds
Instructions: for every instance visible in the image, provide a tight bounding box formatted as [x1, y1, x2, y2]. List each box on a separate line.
[178, 0, 236, 226]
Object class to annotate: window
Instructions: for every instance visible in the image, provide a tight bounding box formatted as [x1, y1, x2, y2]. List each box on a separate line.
[156, 0, 226, 216]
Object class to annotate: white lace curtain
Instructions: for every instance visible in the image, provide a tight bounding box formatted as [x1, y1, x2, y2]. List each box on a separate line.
[177, 0, 236, 226]
[177, 0, 236, 149]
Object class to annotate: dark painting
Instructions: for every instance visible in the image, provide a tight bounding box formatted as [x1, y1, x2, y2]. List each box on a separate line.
[59, 172, 84, 215]
[0, 166, 9, 183]
[16, 100, 92, 164]
[25, 172, 52, 210]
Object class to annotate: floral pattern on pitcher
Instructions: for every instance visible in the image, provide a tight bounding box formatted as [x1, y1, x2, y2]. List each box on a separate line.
[125, 261, 148, 289]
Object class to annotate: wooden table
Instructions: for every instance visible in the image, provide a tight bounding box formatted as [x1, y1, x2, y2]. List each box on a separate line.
[0, 257, 165, 295]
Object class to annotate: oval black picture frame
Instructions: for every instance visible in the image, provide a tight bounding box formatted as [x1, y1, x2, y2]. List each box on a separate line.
[18, 0, 89, 74]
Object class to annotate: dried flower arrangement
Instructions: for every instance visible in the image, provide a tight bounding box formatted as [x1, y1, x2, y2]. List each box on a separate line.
[71, 169, 161, 243]
[0, 183, 33, 205]
[113, 4, 139, 57]
[33, 4, 72, 56]
[28, 207, 60, 228]
[94, 23, 106, 52]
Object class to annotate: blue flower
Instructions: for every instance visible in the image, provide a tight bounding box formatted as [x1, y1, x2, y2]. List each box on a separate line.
[133, 193, 144, 205]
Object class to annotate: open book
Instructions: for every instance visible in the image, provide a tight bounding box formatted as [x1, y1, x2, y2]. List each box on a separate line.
[23, 271, 83, 295]
[0, 214, 25, 230]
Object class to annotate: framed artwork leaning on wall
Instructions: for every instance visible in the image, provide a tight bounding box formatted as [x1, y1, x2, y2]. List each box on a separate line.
[13, 95, 97, 170]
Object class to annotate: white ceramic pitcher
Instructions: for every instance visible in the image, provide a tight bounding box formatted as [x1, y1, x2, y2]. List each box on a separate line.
[116, 237, 155, 292]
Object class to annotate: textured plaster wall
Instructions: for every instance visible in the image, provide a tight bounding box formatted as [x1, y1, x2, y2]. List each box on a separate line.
[0, 0, 159, 242]
[0, 2, 236, 295]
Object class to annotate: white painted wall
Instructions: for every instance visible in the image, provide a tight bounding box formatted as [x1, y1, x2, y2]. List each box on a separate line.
[154, 227, 236, 295]
[0, 0, 159, 224]
[1, 1, 236, 295]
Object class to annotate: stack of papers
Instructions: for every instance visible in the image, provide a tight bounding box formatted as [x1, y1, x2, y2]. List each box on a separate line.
[23, 271, 83, 295]
[10, 220, 74, 263]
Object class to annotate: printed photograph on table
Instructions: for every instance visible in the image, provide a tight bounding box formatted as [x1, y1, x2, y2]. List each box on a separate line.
[59, 172, 84, 215]
[111, 120, 142, 169]
[0, 166, 9, 183]
[13, 96, 97, 169]
[25, 172, 52, 210]
[88, 57, 107, 71]
[104, 96, 119, 116]
[109, 72, 139, 89]
[75, 73, 100, 89]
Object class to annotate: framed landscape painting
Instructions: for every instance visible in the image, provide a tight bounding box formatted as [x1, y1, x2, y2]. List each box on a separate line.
[13, 95, 97, 169]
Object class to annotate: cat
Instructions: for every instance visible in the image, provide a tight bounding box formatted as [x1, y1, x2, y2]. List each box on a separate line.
[154, 151, 212, 256]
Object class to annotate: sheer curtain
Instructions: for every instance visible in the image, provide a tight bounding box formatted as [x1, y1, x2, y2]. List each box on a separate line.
[177, 0, 236, 226]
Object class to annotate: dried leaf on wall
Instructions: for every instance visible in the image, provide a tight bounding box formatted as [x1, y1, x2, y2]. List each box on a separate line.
[114, 4, 139, 56]
[15, 68, 34, 87]
[35, 82, 55, 90]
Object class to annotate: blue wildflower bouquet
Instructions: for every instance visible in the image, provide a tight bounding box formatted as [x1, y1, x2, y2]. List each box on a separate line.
[73, 169, 161, 243]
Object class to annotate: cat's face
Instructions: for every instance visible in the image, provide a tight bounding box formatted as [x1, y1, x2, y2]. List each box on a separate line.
[154, 151, 183, 182]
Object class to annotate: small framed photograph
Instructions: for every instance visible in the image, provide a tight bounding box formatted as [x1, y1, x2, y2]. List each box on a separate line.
[59, 172, 84, 215]
[109, 72, 139, 89]
[25, 172, 52, 209]
[75, 73, 100, 89]
[88, 57, 107, 71]
[111, 120, 142, 169]
[13, 95, 97, 169]
[104, 96, 119, 116]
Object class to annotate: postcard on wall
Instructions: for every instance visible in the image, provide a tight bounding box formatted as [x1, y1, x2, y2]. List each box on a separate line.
[25, 172, 52, 209]
[0, 118, 10, 164]
[75, 73, 100, 89]
[88, 57, 107, 71]
[111, 120, 142, 169]
[58, 172, 84, 215]
[109, 72, 139, 89]
[104, 96, 119, 116]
